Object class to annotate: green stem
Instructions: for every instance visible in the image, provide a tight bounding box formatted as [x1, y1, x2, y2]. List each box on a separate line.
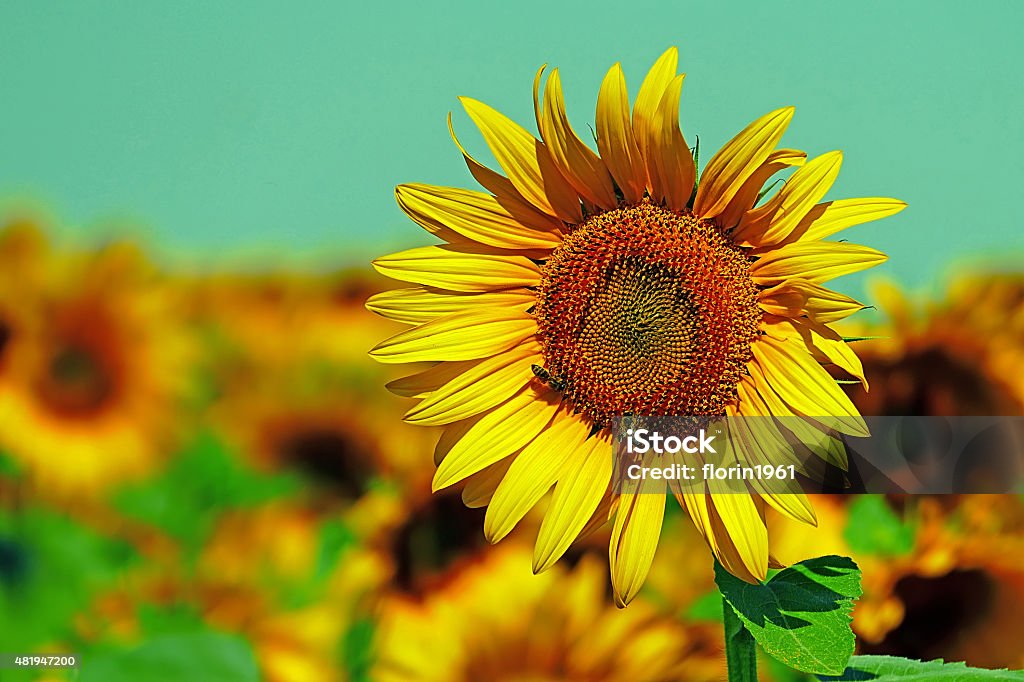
[723, 594, 758, 682]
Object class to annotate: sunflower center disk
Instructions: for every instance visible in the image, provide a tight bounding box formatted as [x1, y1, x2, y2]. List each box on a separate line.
[536, 202, 761, 427]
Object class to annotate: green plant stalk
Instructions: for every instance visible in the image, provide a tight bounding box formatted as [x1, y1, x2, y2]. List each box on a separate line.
[723, 593, 758, 682]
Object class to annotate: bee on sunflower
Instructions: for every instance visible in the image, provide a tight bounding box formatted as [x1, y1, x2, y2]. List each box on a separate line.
[368, 48, 905, 603]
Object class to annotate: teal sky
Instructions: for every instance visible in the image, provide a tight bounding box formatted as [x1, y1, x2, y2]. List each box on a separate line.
[1, 1, 1021, 296]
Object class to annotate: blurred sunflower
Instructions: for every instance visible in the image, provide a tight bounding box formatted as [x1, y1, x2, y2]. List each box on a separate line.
[368, 47, 905, 600]
[75, 501, 391, 682]
[0, 220, 194, 497]
[774, 494, 1024, 669]
[373, 542, 724, 682]
[195, 502, 391, 682]
[199, 272, 437, 540]
[839, 276, 1024, 417]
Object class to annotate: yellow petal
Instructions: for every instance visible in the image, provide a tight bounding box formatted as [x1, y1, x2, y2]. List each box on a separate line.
[434, 415, 482, 466]
[648, 74, 695, 211]
[396, 184, 562, 250]
[484, 410, 591, 542]
[678, 485, 770, 583]
[757, 279, 866, 324]
[764, 316, 867, 390]
[740, 369, 848, 469]
[707, 492, 768, 582]
[538, 68, 617, 210]
[404, 342, 542, 425]
[448, 113, 536, 207]
[694, 107, 795, 219]
[372, 244, 540, 292]
[596, 63, 645, 203]
[632, 47, 678, 194]
[782, 197, 908, 244]
[734, 379, 826, 473]
[717, 149, 807, 229]
[610, 485, 666, 607]
[727, 396, 818, 525]
[533, 433, 613, 573]
[750, 241, 887, 286]
[460, 96, 581, 223]
[461, 456, 513, 508]
[432, 386, 560, 491]
[735, 151, 843, 247]
[749, 335, 868, 436]
[369, 309, 535, 364]
[385, 360, 478, 397]
[366, 286, 536, 326]
[576, 490, 617, 543]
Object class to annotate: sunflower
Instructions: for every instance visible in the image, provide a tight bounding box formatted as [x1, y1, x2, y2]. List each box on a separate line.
[373, 541, 725, 682]
[0, 221, 194, 498]
[199, 271, 438, 541]
[73, 501, 392, 682]
[368, 48, 905, 601]
[769, 494, 1024, 669]
[194, 502, 392, 682]
[838, 275, 1024, 417]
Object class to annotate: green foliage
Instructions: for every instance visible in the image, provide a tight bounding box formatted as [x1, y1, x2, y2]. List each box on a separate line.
[843, 497, 915, 557]
[818, 655, 1024, 681]
[722, 594, 758, 682]
[0, 507, 138, 650]
[114, 431, 302, 554]
[81, 632, 260, 682]
[715, 555, 861, 676]
[0, 451, 20, 477]
[280, 517, 357, 609]
[342, 617, 376, 682]
[686, 589, 726, 622]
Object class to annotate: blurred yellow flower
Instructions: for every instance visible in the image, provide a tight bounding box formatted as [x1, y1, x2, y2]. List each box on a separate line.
[75, 500, 392, 682]
[0, 220, 194, 497]
[373, 542, 724, 682]
[369, 47, 903, 600]
[768, 494, 1024, 669]
[839, 276, 1024, 416]
[196, 502, 391, 682]
[197, 272, 438, 541]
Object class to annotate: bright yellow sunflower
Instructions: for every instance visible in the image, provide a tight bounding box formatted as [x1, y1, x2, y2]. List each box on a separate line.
[0, 221, 194, 498]
[373, 541, 725, 682]
[368, 48, 905, 601]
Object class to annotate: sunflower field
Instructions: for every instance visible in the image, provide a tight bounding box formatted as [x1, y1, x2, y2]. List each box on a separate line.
[2, 4, 1024, 681]
[1, 211, 1022, 680]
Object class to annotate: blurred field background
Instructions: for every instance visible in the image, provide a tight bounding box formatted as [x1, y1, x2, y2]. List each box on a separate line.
[0, 211, 1022, 681]
[2, 2, 1023, 680]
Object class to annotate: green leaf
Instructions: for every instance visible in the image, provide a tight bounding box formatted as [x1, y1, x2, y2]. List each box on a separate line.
[715, 555, 861, 676]
[818, 655, 1024, 681]
[81, 632, 260, 682]
[844, 497, 915, 557]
